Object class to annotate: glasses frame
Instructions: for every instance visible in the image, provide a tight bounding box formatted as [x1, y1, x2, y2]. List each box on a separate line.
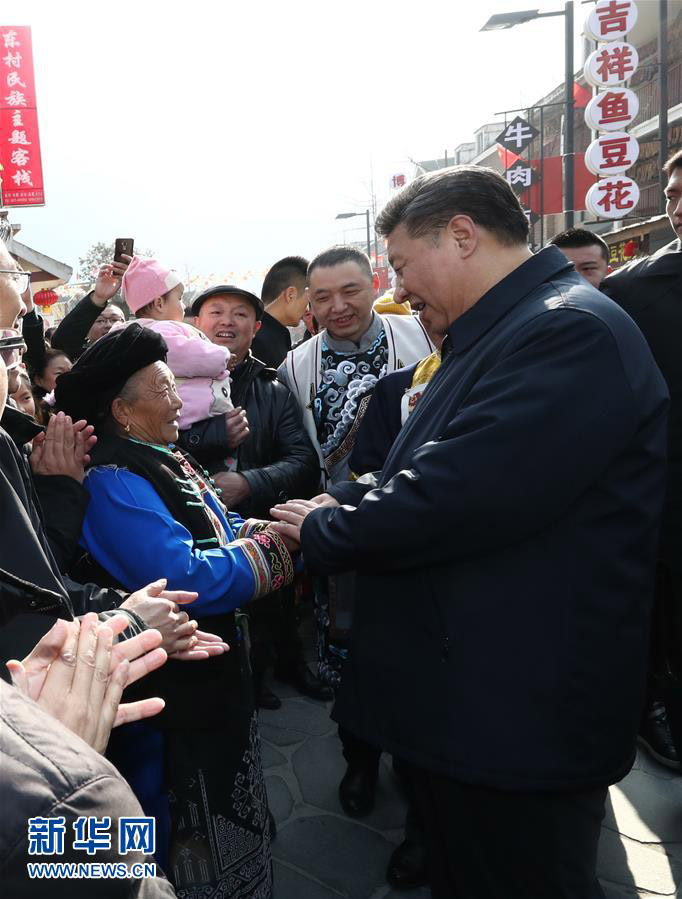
[0, 269, 30, 293]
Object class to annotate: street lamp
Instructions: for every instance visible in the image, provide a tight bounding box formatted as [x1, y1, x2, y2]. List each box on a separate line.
[481, 2, 575, 228]
[335, 210, 371, 259]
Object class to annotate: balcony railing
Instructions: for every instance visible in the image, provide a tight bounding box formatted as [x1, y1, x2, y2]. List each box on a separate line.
[636, 182, 665, 218]
[633, 60, 682, 125]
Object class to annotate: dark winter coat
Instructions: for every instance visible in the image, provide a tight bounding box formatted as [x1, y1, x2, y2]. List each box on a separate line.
[250, 311, 292, 369]
[600, 239, 682, 573]
[303, 247, 669, 792]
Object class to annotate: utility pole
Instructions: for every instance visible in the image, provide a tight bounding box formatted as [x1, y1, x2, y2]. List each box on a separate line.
[564, 0, 575, 228]
[658, 0, 669, 205]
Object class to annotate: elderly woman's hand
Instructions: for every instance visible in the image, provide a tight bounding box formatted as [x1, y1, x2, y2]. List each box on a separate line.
[269, 499, 320, 550]
[121, 579, 229, 660]
[7, 614, 168, 753]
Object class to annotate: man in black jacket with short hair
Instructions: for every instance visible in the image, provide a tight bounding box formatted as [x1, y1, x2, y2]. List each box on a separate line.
[181, 285, 331, 706]
[252, 256, 309, 369]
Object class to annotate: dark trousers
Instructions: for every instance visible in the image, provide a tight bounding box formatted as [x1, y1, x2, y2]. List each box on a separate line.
[339, 725, 381, 775]
[249, 585, 304, 678]
[412, 767, 607, 899]
[645, 564, 682, 751]
[339, 727, 426, 849]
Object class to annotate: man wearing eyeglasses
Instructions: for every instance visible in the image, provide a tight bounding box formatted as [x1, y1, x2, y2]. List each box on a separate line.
[0, 264, 28, 396]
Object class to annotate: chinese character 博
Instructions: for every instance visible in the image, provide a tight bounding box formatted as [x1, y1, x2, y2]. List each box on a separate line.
[28, 817, 66, 855]
[73, 816, 112, 855]
[119, 817, 156, 854]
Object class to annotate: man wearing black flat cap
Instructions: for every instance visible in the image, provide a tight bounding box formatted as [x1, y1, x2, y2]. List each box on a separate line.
[182, 286, 330, 706]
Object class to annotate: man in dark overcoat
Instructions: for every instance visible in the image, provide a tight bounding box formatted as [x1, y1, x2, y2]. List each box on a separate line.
[600, 149, 682, 768]
[270, 166, 669, 899]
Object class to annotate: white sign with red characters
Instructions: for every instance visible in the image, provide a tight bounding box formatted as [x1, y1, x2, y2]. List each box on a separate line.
[584, 88, 639, 131]
[584, 0, 638, 43]
[585, 131, 640, 176]
[584, 41, 639, 88]
[582, 0, 640, 220]
[0, 26, 44, 207]
[585, 176, 640, 219]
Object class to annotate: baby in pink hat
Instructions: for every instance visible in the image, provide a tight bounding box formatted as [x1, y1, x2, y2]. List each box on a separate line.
[113, 256, 233, 430]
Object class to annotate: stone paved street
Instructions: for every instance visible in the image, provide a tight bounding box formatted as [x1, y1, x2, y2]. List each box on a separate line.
[260, 619, 682, 898]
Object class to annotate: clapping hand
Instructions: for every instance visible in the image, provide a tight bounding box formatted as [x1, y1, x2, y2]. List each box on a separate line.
[30, 411, 97, 484]
[7, 613, 168, 753]
[122, 578, 229, 661]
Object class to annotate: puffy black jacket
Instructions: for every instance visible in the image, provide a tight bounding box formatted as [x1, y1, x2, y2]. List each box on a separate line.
[0, 675, 175, 897]
[178, 354, 319, 518]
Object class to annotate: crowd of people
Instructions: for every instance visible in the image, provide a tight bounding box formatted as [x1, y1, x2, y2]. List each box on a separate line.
[0, 151, 680, 899]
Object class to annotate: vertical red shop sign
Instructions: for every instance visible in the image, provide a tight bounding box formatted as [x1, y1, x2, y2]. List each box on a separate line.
[0, 26, 45, 207]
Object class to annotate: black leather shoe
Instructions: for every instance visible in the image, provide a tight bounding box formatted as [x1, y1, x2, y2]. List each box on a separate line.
[339, 766, 377, 818]
[387, 839, 430, 891]
[638, 701, 681, 770]
[275, 663, 335, 702]
[256, 683, 282, 711]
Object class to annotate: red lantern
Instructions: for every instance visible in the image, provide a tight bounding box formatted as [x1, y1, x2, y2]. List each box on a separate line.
[623, 239, 638, 258]
[34, 288, 59, 307]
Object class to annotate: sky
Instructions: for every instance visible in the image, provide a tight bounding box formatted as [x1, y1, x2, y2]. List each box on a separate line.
[9, 0, 590, 292]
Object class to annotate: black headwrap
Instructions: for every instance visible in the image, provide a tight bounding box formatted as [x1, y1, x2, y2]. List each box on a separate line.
[54, 323, 168, 424]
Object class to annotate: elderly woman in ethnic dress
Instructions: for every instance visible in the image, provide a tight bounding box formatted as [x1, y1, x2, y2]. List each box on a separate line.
[55, 324, 296, 899]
